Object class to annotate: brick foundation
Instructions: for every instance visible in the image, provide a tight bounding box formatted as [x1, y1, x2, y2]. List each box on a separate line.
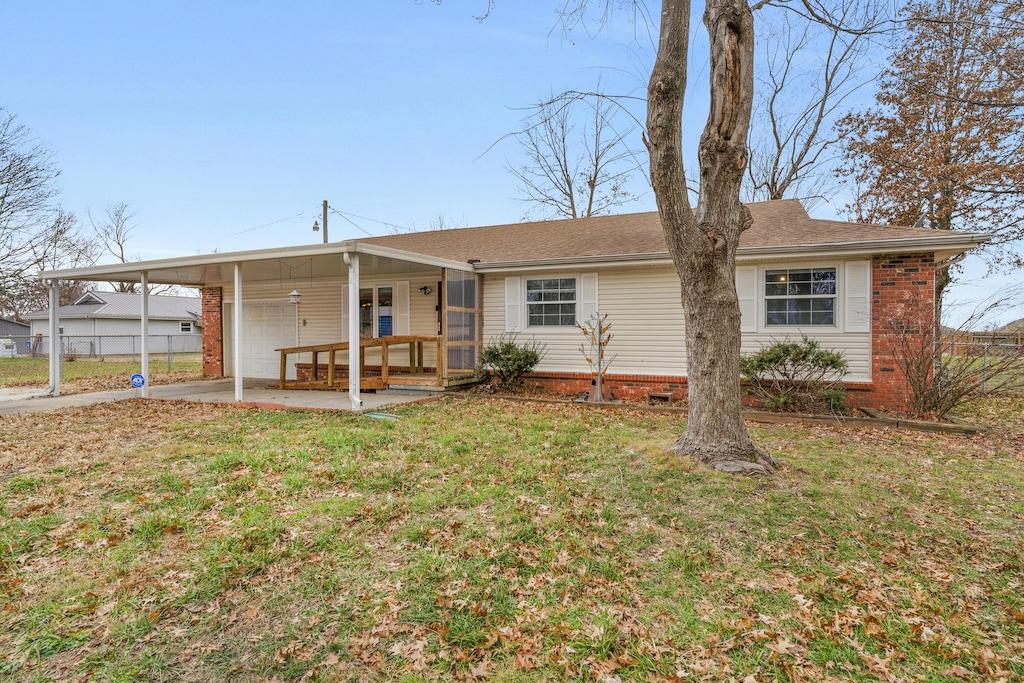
[201, 287, 224, 378]
[521, 372, 689, 400]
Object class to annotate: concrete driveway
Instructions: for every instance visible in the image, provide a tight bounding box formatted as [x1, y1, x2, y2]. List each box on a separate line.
[0, 379, 437, 415]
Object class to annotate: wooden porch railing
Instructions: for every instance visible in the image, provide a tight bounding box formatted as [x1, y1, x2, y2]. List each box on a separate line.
[275, 335, 442, 390]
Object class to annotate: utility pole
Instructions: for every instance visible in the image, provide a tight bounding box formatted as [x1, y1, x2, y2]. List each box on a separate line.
[322, 200, 328, 244]
[313, 199, 329, 243]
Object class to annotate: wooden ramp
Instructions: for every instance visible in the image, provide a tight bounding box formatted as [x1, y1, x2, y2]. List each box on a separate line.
[275, 336, 474, 392]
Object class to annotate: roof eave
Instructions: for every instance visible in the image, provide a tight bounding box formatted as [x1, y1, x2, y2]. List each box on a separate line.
[472, 234, 991, 271]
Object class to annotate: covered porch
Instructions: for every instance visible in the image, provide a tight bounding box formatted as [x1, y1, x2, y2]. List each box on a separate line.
[39, 241, 483, 409]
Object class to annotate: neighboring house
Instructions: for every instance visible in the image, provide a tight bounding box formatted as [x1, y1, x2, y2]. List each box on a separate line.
[37, 200, 988, 410]
[0, 317, 30, 338]
[23, 291, 201, 356]
[0, 318, 30, 358]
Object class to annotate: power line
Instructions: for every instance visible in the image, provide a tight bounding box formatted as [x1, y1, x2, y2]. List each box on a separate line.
[331, 208, 407, 235]
[219, 212, 306, 238]
[329, 208, 375, 237]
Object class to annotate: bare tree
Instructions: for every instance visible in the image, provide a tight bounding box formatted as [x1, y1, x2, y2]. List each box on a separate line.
[745, 7, 871, 205]
[90, 202, 140, 293]
[451, 0, 882, 474]
[0, 108, 97, 319]
[508, 89, 642, 219]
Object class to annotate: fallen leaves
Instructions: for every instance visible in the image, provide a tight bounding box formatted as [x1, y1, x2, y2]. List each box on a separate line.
[1, 396, 1023, 681]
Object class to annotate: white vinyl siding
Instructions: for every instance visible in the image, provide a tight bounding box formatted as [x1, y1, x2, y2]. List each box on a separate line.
[484, 262, 872, 382]
[30, 317, 190, 338]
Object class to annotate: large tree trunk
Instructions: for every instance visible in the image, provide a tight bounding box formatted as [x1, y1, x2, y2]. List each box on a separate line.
[647, 0, 775, 474]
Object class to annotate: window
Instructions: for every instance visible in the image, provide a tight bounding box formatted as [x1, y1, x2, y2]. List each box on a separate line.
[359, 286, 393, 338]
[765, 267, 836, 326]
[180, 321, 193, 333]
[526, 278, 576, 326]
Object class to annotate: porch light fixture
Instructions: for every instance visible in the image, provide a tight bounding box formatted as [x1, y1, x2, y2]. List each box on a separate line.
[289, 289, 302, 304]
[419, 285, 432, 295]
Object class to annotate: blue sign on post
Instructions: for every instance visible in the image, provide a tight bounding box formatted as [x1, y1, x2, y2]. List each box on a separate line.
[130, 374, 146, 388]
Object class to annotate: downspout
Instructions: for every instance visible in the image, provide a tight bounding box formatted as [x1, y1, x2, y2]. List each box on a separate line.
[48, 279, 61, 397]
[344, 251, 362, 409]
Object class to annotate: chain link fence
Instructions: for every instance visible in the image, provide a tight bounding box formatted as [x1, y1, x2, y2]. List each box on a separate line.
[940, 339, 1024, 393]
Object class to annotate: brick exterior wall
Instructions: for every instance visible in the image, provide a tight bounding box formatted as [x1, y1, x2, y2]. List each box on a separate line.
[201, 287, 224, 378]
[860, 252, 936, 412]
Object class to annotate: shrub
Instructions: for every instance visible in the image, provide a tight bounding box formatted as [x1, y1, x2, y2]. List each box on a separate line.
[886, 308, 1024, 419]
[479, 333, 546, 392]
[740, 336, 848, 413]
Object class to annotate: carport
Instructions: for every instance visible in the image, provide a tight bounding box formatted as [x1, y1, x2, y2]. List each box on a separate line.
[39, 241, 481, 410]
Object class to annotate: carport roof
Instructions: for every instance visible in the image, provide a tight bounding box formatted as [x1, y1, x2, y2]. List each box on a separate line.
[39, 241, 475, 287]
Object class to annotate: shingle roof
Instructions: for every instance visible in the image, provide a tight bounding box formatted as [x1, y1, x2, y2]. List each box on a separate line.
[361, 199, 982, 264]
[23, 291, 200, 320]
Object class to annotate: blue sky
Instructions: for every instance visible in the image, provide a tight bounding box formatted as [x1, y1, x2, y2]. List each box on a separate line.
[3, 1, 1020, 325]
[4, 2, 666, 254]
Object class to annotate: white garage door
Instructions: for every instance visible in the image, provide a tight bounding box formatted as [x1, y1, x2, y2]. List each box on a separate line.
[226, 302, 298, 379]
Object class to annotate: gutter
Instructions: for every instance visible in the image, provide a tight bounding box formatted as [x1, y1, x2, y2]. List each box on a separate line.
[472, 234, 991, 272]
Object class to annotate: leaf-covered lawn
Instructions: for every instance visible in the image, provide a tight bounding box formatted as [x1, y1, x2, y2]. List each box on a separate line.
[1, 395, 1022, 681]
[0, 357, 201, 395]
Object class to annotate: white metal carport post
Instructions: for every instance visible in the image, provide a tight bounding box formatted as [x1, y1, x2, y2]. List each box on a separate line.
[234, 263, 244, 401]
[48, 279, 61, 396]
[140, 272, 149, 398]
[344, 251, 361, 409]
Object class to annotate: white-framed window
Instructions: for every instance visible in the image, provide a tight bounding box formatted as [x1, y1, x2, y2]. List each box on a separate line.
[764, 267, 837, 326]
[359, 285, 394, 338]
[180, 321, 193, 333]
[526, 277, 577, 327]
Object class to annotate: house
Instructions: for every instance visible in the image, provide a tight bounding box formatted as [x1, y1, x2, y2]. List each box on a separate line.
[23, 290, 201, 357]
[0, 317, 30, 338]
[0, 318, 31, 358]
[36, 200, 988, 409]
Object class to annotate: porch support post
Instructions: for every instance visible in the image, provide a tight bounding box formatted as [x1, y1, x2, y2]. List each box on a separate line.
[140, 272, 150, 398]
[234, 262, 244, 401]
[48, 279, 61, 397]
[344, 251, 362, 409]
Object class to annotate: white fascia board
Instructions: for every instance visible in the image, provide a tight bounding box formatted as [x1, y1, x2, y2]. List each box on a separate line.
[353, 242, 476, 272]
[473, 253, 672, 273]
[473, 235, 990, 272]
[40, 240, 474, 284]
[736, 234, 990, 260]
[39, 241, 361, 283]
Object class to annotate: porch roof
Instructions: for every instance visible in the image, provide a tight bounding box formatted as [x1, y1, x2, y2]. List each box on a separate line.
[38, 241, 474, 287]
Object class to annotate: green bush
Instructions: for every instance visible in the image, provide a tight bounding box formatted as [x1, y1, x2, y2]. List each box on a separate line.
[479, 333, 546, 392]
[740, 336, 848, 413]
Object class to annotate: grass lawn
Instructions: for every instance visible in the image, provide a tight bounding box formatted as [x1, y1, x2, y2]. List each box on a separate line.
[0, 357, 202, 395]
[1, 395, 1022, 681]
